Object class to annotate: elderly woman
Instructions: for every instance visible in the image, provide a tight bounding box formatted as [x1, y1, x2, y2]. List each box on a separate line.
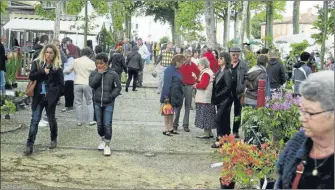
[24, 44, 64, 156]
[211, 52, 233, 148]
[160, 54, 185, 136]
[194, 58, 216, 138]
[275, 70, 334, 189]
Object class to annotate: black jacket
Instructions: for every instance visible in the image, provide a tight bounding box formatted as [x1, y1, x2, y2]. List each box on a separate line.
[266, 59, 286, 88]
[245, 65, 267, 100]
[211, 67, 233, 105]
[109, 53, 127, 74]
[29, 60, 64, 111]
[126, 51, 143, 71]
[234, 59, 249, 95]
[89, 68, 122, 107]
[32, 44, 43, 60]
[0, 42, 7, 71]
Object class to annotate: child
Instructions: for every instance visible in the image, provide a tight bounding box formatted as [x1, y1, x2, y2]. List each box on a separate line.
[89, 53, 121, 156]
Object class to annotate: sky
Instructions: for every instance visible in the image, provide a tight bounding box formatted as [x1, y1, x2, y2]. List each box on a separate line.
[134, 1, 324, 43]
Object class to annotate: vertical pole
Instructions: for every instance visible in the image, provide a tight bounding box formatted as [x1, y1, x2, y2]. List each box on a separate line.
[84, 0, 88, 47]
[54, 0, 62, 41]
[257, 79, 266, 108]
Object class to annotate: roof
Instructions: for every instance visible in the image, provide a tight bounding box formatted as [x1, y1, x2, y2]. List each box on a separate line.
[3, 18, 99, 35]
[10, 13, 77, 21]
[260, 12, 318, 25]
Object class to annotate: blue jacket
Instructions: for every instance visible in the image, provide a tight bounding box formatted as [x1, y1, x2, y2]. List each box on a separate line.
[275, 130, 310, 189]
[160, 65, 183, 107]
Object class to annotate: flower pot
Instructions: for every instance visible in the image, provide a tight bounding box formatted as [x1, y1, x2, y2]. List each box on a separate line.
[12, 83, 18, 88]
[260, 178, 276, 189]
[5, 83, 12, 90]
[220, 177, 235, 189]
[5, 114, 10, 119]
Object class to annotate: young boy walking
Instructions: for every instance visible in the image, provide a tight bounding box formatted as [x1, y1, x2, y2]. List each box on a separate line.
[89, 53, 121, 156]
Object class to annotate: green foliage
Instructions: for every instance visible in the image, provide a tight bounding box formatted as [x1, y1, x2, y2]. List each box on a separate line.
[251, 10, 283, 39]
[35, 1, 56, 20]
[5, 52, 21, 85]
[244, 50, 257, 68]
[159, 36, 169, 44]
[289, 40, 309, 59]
[111, 1, 125, 32]
[1, 100, 16, 115]
[261, 36, 275, 49]
[311, 4, 334, 45]
[241, 93, 301, 147]
[0, 1, 8, 13]
[97, 25, 114, 52]
[144, 1, 177, 25]
[176, 1, 204, 35]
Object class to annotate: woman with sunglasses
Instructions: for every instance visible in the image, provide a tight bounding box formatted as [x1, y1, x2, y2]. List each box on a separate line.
[275, 71, 334, 189]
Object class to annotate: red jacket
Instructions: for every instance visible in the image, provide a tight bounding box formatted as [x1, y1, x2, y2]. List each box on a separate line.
[179, 62, 200, 85]
[203, 51, 219, 74]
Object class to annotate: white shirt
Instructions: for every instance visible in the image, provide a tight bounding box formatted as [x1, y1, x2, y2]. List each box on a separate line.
[138, 44, 149, 59]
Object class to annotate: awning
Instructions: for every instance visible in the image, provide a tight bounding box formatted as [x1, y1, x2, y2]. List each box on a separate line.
[3, 18, 99, 35]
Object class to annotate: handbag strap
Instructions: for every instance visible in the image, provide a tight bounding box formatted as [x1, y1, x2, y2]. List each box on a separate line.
[292, 161, 305, 189]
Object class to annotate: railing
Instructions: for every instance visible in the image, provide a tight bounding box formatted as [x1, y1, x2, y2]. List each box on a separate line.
[14, 48, 34, 80]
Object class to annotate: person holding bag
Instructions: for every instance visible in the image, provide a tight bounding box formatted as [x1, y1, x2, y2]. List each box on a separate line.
[160, 54, 185, 136]
[24, 44, 64, 156]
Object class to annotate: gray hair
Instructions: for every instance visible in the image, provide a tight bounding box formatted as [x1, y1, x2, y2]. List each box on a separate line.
[299, 71, 334, 111]
[198, 57, 210, 69]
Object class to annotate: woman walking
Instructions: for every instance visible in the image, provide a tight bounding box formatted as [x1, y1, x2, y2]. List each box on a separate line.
[194, 58, 216, 139]
[61, 44, 78, 112]
[24, 44, 64, 156]
[211, 52, 233, 148]
[160, 54, 185, 136]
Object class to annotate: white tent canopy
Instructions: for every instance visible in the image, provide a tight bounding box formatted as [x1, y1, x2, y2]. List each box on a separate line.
[274, 34, 316, 45]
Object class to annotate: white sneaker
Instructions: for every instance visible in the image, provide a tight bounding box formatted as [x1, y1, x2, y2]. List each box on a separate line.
[98, 141, 105, 151]
[89, 121, 97, 125]
[104, 146, 111, 156]
[38, 119, 48, 127]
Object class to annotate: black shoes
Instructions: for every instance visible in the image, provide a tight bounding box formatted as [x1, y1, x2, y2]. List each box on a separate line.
[234, 133, 240, 139]
[125, 89, 128, 92]
[49, 141, 57, 149]
[163, 131, 173, 136]
[169, 130, 179, 134]
[23, 145, 33, 156]
[183, 127, 190, 132]
[196, 135, 214, 139]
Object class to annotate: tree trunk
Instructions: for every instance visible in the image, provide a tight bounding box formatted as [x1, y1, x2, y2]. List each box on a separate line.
[320, 0, 329, 70]
[240, 1, 249, 56]
[246, 1, 251, 39]
[205, 0, 217, 48]
[223, 1, 231, 51]
[84, 0, 88, 47]
[128, 15, 132, 39]
[265, 1, 273, 48]
[54, 1, 62, 40]
[293, 0, 300, 34]
[234, 11, 240, 41]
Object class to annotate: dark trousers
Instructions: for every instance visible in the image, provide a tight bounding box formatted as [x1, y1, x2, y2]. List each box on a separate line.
[64, 80, 74, 107]
[27, 96, 58, 146]
[232, 90, 242, 134]
[216, 100, 233, 138]
[94, 104, 114, 141]
[173, 85, 193, 128]
[138, 59, 145, 86]
[126, 68, 139, 91]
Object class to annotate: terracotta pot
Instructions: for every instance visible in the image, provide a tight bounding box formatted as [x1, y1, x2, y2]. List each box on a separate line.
[220, 177, 235, 189]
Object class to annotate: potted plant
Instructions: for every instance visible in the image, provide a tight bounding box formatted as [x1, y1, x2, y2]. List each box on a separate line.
[219, 135, 262, 189]
[242, 92, 301, 146]
[5, 51, 21, 89]
[0, 100, 16, 119]
[257, 143, 281, 189]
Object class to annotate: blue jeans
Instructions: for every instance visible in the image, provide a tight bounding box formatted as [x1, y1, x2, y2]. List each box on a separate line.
[0, 70, 5, 93]
[27, 96, 58, 146]
[94, 104, 114, 142]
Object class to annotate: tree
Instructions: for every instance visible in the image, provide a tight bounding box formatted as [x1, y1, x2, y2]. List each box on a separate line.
[204, 0, 217, 48]
[293, 0, 300, 34]
[54, 1, 63, 40]
[265, 1, 274, 48]
[0, 1, 8, 13]
[144, 1, 180, 45]
[311, 2, 334, 45]
[240, 1, 249, 52]
[320, 0, 329, 70]
[250, 1, 285, 39]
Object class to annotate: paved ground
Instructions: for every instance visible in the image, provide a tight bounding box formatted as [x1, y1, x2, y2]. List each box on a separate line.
[1, 64, 224, 189]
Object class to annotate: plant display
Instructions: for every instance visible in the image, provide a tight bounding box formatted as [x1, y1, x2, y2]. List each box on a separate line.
[257, 142, 281, 181]
[1, 100, 16, 118]
[5, 52, 21, 85]
[289, 40, 309, 59]
[242, 92, 301, 146]
[219, 135, 262, 188]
